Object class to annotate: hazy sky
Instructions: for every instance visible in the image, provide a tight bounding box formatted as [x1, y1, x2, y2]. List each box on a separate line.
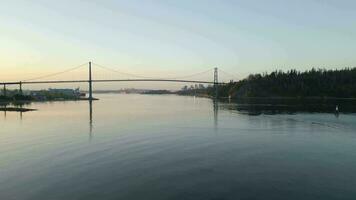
[1, 0, 356, 89]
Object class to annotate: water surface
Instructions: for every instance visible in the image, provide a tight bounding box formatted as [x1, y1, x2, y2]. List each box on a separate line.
[1, 94, 356, 200]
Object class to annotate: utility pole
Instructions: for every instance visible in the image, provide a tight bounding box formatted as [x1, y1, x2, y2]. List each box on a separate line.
[89, 61, 93, 100]
[214, 67, 218, 99]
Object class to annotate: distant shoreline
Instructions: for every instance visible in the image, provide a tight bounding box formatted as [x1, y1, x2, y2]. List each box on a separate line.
[0, 97, 99, 104]
[3, 93, 356, 102]
[2, 94, 356, 113]
[219, 96, 356, 100]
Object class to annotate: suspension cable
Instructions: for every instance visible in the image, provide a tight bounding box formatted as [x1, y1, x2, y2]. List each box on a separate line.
[19, 61, 233, 83]
[93, 63, 213, 80]
[219, 69, 240, 81]
[92, 63, 154, 79]
[167, 68, 213, 79]
[22, 62, 88, 82]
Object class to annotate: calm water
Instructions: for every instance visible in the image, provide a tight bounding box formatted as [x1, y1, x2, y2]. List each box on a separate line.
[1, 94, 356, 200]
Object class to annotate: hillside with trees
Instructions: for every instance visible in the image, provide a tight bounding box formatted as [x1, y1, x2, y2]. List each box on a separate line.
[213, 68, 356, 99]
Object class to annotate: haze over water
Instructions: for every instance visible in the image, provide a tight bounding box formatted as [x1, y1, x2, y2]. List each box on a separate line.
[1, 94, 356, 200]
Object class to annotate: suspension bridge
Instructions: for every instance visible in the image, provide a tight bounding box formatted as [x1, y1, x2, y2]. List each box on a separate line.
[1, 62, 237, 99]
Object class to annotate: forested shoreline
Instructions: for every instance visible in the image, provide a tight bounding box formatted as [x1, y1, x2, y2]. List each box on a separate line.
[211, 68, 356, 99]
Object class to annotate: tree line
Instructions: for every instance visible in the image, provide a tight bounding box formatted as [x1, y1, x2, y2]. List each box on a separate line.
[209, 68, 356, 98]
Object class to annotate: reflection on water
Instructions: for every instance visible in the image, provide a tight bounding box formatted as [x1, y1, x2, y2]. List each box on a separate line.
[220, 97, 356, 116]
[0, 102, 34, 118]
[1, 94, 356, 200]
[1, 96, 355, 148]
[213, 99, 218, 130]
[0, 96, 355, 144]
[1, 100, 95, 139]
[89, 100, 93, 140]
[1, 97, 220, 141]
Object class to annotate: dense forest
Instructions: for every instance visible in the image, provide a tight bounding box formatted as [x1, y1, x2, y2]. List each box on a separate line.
[212, 68, 356, 98]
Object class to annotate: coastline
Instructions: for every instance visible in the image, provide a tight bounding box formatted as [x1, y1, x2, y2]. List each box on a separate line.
[0, 97, 99, 104]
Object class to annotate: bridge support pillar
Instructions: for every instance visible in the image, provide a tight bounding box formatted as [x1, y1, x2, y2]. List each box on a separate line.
[214, 67, 218, 99]
[19, 82, 22, 95]
[3, 84, 6, 97]
[88, 61, 93, 100]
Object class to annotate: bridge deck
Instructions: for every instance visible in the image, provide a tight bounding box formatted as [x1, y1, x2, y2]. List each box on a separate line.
[0, 79, 225, 85]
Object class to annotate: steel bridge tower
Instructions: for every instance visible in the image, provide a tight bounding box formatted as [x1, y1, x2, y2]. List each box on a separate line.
[88, 62, 93, 100]
[214, 67, 218, 99]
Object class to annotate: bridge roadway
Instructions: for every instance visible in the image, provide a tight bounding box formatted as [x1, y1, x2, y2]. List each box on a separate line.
[0, 79, 225, 85]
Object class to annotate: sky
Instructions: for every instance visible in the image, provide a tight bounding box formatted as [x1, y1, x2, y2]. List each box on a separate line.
[1, 0, 356, 89]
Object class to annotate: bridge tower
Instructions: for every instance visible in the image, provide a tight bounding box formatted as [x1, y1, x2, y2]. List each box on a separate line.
[88, 61, 93, 100]
[214, 67, 218, 99]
